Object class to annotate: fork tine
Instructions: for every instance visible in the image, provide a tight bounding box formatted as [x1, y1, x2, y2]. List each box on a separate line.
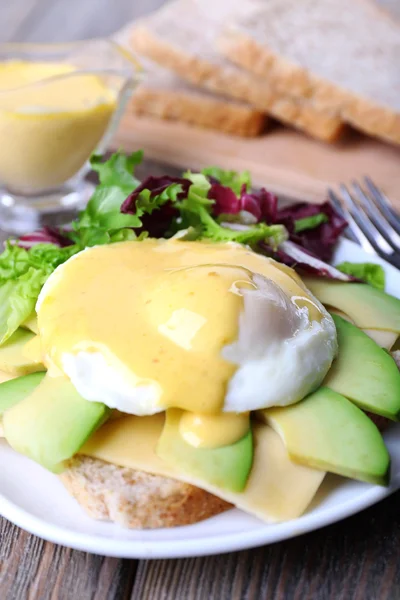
[327, 189, 361, 246]
[339, 184, 394, 257]
[352, 181, 400, 251]
[364, 177, 400, 235]
[330, 186, 376, 255]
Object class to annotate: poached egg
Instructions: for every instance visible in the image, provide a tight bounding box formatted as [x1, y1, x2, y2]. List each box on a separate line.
[36, 239, 337, 423]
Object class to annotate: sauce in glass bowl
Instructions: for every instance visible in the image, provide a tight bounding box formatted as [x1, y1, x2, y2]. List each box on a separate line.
[0, 40, 141, 234]
[0, 61, 117, 192]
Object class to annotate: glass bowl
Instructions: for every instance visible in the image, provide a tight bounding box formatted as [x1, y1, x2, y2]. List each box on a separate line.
[0, 39, 142, 233]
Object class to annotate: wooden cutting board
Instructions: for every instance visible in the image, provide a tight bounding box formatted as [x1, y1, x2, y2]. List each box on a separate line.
[114, 115, 400, 207]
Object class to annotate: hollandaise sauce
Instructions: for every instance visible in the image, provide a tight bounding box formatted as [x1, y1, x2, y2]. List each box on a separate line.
[0, 61, 117, 191]
[37, 239, 326, 449]
[179, 411, 250, 448]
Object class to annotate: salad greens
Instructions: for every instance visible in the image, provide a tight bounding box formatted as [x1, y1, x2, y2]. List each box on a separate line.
[294, 213, 329, 234]
[70, 151, 144, 247]
[0, 242, 77, 344]
[200, 166, 251, 196]
[0, 150, 353, 344]
[336, 261, 385, 290]
[172, 172, 285, 245]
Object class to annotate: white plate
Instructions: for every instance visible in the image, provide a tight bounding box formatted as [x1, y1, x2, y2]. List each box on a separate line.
[1, 239, 400, 559]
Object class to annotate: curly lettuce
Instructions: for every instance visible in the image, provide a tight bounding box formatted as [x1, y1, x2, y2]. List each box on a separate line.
[0, 242, 78, 344]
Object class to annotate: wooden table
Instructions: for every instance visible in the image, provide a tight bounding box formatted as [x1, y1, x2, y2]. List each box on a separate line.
[1, 1, 400, 598]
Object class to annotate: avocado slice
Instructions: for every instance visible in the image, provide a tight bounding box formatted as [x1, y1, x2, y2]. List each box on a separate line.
[3, 374, 110, 473]
[0, 328, 45, 375]
[0, 372, 46, 415]
[324, 315, 400, 419]
[363, 329, 398, 351]
[261, 386, 390, 486]
[322, 309, 399, 349]
[156, 409, 253, 492]
[303, 278, 400, 332]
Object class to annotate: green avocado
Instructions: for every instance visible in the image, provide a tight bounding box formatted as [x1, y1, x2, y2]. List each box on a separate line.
[324, 314, 400, 420]
[3, 374, 110, 473]
[156, 409, 253, 492]
[0, 328, 45, 375]
[303, 278, 400, 332]
[0, 372, 46, 415]
[261, 386, 390, 486]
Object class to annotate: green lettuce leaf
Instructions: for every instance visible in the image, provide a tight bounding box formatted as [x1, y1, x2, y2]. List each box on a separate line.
[90, 151, 142, 190]
[135, 182, 184, 215]
[0, 242, 79, 344]
[72, 151, 143, 246]
[335, 261, 385, 290]
[177, 174, 287, 247]
[294, 213, 329, 233]
[0, 271, 45, 345]
[200, 166, 251, 195]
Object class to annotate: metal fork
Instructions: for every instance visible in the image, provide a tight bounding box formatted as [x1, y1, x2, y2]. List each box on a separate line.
[328, 178, 400, 270]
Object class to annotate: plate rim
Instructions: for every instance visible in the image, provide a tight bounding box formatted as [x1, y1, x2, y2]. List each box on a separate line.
[0, 471, 398, 559]
[1, 238, 399, 558]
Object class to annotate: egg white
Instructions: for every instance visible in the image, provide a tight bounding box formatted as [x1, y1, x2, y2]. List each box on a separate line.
[222, 274, 337, 411]
[62, 349, 164, 416]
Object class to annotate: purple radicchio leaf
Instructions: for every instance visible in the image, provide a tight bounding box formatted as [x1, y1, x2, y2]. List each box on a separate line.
[17, 226, 74, 249]
[121, 175, 191, 237]
[209, 182, 278, 223]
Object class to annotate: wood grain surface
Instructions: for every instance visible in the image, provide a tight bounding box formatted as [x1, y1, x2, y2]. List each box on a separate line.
[131, 492, 400, 600]
[116, 116, 400, 205]
[0, 2, 400, 599]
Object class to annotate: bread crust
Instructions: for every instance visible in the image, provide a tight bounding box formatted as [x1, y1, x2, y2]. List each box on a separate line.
[131, 25, 344, 142]
[130, 83, 266, 137]
[60, 455, 232, 529]
[218, 9, 400, 145]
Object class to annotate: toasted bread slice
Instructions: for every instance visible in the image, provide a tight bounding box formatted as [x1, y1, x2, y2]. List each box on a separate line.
[130, 1, 345, 142]
[130, 65, 266, 137]
[60, 455, 231, 529]
[219, 0, 400, 145]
